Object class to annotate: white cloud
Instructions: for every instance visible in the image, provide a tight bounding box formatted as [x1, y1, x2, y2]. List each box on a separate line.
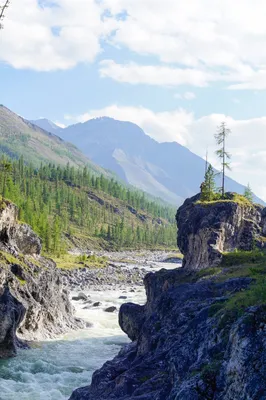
[0, 0, 115, 71]
[99, 60, 214, 87]
[99, 0, 266, 90]
[174, 92, 196, 100]
[66, 105, 266, 200]
[2, 0, 266, 90]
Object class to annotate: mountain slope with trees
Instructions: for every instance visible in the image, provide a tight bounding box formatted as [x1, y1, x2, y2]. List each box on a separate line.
[0, 105, 107, 176]
[1, 158, 176, 253]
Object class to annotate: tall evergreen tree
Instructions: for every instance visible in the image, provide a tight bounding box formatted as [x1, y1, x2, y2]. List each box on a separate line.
[201, 164, 216, 201]
[244, 183, 253, 203]
[215, 122, 231, 198]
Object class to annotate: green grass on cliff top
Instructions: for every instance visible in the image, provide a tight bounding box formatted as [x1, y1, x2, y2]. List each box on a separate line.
[196, 193, 254, 207]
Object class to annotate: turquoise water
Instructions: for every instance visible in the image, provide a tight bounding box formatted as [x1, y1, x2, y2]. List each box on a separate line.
[0, 288, 146, 400]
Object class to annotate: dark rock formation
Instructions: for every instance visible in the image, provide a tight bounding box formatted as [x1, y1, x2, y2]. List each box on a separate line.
[69, 268, 266, 400]
[176, 193, 264, 270]
[0, 287, 27, 358]
[0, 199, 82, 358]
[69, 194, 266, 400]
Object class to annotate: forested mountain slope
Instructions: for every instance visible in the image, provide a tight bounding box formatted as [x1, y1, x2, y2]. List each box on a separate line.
[0, 106, 107, 176]
[1, 158, 176, 252]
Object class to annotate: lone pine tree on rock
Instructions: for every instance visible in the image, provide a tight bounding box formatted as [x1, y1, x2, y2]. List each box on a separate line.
[215, 122, 231, 198]
[244, 183, 253, 203]
[200, 164, 216, 201]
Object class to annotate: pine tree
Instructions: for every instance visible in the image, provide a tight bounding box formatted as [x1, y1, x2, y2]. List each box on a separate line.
[215, 122, 231, 198]
[201, 164, 216, 201]
[244, 184, 253, 203]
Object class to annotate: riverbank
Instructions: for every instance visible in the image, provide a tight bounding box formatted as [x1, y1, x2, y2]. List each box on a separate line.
[0, 252, 180, 400]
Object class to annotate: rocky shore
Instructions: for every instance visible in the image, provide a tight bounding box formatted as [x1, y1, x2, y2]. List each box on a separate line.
[0, 199, 82, 358]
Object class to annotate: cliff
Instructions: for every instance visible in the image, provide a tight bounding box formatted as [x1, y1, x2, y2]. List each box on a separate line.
[69, 194, 266, 400]
[0, 198, 82, 358]
[176, 193, 265, 270]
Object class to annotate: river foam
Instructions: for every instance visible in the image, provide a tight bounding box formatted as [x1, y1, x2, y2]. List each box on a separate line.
[0, 287, 146, 400]
[0, 260, 177, 400]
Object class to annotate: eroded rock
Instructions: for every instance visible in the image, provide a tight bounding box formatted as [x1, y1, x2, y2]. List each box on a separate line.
[176, 193, 264, 270]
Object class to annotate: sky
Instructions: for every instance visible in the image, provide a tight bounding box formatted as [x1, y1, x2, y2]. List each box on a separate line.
[1, 0, 266, 199]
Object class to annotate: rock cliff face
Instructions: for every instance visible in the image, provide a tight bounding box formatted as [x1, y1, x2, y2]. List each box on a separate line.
[176, 193, 265, 270]
[69, 268, 266, 400]
[0, 199, 82, 358]
[69, 193, 266, 400]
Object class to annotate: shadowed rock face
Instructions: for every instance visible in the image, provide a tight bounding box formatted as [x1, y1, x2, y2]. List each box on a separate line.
[69, 194, 266, 400]
[0, 287, 27, 359]
[176, 193, 265, 270]
[0, 199, 82, 358]
[69, 268, 266, 400]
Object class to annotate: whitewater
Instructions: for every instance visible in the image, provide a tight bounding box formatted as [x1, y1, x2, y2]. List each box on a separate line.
[0, 258, 178, 400]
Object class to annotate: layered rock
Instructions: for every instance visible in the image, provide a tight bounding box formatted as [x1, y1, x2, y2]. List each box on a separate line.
[69, 267, 266, 400]
[176, 193, 265, 270]
[0, 199, 82, 358]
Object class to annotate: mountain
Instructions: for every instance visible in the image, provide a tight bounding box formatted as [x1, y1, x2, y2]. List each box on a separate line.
[33, 116, 263, 206]
[0, 106, 106, 175]
[30, 118, 64, 136]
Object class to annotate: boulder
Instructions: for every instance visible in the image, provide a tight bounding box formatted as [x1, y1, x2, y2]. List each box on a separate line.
[119, 303, 145, 341]
[72, 292, 88, 301]
[104, 306, 117, 313]
[176, 193, 264, 270]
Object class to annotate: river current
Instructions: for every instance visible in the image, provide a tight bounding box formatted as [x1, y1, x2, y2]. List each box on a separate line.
[0, 260, 177, 400]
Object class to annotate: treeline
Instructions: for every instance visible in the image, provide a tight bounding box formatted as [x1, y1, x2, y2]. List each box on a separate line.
[0, 157, 177, 254]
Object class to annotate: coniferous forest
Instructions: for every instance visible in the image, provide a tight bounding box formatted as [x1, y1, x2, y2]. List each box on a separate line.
[0, 157, 177, 254]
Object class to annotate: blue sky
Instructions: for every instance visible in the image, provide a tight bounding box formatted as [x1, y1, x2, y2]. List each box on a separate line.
[1, 0, 266, 199]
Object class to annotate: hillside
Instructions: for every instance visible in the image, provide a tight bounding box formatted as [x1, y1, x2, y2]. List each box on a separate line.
[34, 116, 263, 206]
[1, 158, 176, 252]
[0, 106, 106, 176]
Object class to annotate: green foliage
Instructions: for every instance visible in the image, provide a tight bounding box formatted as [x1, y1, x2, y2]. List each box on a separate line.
[54, 253, 108, 270]
[221, 250, 266, 267]
[0, 157, 177, 254]
[243, 183, 253, 203]
[197, 193, 253, 207]
[201, 164, 217, 201]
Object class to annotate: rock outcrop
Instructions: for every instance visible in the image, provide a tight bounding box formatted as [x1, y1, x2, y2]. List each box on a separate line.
[69, 267, 266, 400]
[0, 199, 82, 358]
[176, 193, 265, 270]
[0, 200, 41, 255]
[69, 193, 266, 400]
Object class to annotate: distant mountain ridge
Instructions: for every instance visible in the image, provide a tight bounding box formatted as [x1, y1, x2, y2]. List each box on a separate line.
[30, 118, 64, 136]
[0, 106, 108, 176]
[31, 116, 264, 206]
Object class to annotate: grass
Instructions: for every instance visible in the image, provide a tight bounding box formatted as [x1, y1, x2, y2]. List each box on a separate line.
[196, 193, 253, 207]
[221, 249, 266, 267]
[52, 253, 108, 270]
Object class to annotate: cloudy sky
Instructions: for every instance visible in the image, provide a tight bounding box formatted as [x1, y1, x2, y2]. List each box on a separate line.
[1, 0, 266, 199]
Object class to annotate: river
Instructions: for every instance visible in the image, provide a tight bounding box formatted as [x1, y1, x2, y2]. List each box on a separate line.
[0, 258, 179, 400]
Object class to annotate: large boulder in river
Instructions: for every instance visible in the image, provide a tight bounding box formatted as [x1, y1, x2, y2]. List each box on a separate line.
[176, 193, 264, 270]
